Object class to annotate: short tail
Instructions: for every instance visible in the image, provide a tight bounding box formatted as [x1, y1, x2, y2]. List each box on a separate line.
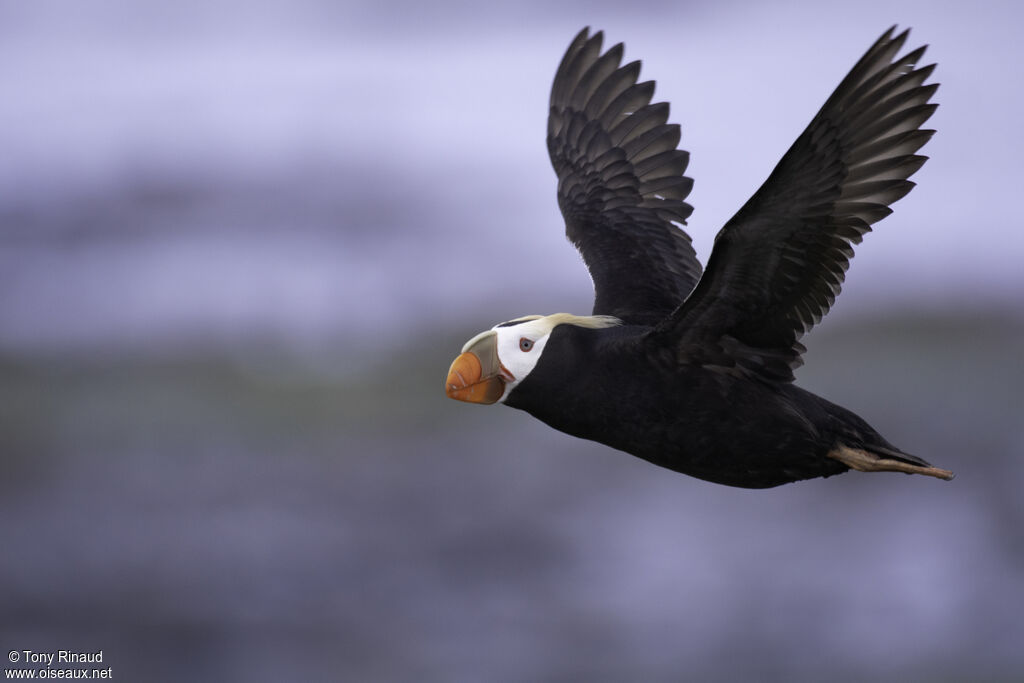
[828, 443, 955, 481]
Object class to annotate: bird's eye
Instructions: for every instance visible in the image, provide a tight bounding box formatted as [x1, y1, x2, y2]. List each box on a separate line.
[519, 337, 534, 352]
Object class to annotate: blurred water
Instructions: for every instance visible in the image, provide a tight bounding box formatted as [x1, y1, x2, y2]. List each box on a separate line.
[1, 318, 1023, 681]
[2, 0, 1024, 680]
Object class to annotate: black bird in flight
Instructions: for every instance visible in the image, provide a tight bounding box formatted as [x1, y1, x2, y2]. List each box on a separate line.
[445, 27, 954, 488]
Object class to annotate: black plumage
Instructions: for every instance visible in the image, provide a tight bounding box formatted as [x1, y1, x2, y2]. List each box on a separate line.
[548, 31, 700, 326]
[447, 27, 954, 488]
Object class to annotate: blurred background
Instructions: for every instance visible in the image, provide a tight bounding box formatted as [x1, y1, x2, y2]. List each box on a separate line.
[1, 0, 1022, 680]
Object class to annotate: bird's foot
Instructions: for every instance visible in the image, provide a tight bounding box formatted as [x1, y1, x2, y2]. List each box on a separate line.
[828, 444, 955, 481]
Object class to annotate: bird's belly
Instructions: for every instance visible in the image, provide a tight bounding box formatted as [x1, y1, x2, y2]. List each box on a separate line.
[524, 373, 845, 488]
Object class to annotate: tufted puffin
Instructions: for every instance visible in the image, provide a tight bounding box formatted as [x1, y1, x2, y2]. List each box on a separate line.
[444, 27, 955, 488]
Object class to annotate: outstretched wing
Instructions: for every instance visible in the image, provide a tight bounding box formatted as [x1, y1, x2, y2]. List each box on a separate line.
[548, 28, 701, 326]
[654, 27, 938, 381]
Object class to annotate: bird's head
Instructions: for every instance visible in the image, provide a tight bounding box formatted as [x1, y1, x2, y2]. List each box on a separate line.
[444, 313, 620, 404]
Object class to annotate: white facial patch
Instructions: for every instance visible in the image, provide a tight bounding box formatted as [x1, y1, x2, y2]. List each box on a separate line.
[490, 316, 558, 401]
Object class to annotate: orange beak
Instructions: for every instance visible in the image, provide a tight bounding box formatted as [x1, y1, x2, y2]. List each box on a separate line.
[445, 331, 514, 404]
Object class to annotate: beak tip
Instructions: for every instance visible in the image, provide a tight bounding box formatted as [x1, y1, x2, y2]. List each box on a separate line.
[444, 382, 460, 399]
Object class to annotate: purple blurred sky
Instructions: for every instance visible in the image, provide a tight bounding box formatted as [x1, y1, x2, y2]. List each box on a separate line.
[0, 0, 1020, 354]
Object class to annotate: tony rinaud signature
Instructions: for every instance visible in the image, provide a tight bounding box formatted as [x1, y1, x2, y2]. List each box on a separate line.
[10, 651, 104, 665]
